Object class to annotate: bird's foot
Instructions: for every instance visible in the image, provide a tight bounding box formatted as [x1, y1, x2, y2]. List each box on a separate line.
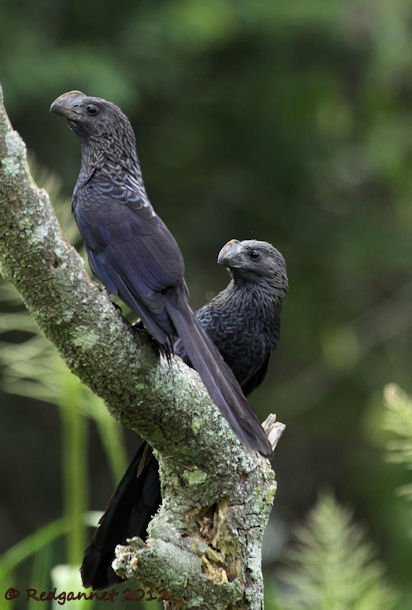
[111, 300, 123, 314]
[132, 321, 162, 356]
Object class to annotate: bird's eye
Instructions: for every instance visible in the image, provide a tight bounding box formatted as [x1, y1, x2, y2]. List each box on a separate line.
[249, 250, 260, 260]
[86, 104, 99, 116]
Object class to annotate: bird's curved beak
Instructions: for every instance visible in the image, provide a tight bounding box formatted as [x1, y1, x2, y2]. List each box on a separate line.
[217, 239, 243, 267]
[50, 90, 86, 120]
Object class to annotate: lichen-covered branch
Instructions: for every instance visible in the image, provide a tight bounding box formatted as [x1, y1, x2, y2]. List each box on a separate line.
[0, 84, 283, 609]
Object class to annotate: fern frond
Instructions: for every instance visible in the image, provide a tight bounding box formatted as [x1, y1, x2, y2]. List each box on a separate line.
[383, 384, 412, 507]
[278, 492, 396, 610]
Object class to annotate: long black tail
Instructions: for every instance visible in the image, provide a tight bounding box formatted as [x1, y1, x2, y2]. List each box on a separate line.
[164, 287, 272, 457]
[80, 442, 161, 590]
[81, 287, 271, 589]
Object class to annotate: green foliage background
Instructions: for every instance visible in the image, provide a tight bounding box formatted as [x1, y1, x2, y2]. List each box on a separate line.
[1, 0, 412, 608]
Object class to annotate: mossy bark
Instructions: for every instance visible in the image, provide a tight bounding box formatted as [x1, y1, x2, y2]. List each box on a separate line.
[0, 84, 283, 609]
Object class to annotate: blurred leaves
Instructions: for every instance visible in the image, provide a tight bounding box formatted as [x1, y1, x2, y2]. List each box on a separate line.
[278, 493, 397, 610]
[0, 513, 99, 582]
[384, 384, 412, 506]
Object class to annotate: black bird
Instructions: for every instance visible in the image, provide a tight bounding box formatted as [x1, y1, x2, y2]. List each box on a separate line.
[80, 238, 288, 589]
[50, 91, 271, 457]
[175, 239, 288, 395]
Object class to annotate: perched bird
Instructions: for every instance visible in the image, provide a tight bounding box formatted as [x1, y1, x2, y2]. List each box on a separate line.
[50, 91, 271, 457]
[80, 238, 288, 589]
[175, 239, 288, 395]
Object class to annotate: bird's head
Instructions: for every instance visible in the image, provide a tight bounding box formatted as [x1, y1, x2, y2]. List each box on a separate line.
[218, 239, 288, 292]
[50, 91, 134, 146]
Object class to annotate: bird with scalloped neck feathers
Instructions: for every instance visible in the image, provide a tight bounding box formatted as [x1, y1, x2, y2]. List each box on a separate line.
[50, 91, 274, 457]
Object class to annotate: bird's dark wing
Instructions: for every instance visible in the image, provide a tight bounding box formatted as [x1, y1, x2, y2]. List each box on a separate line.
[74, 184, 185, 343]
[75, 181, 272, 454]
[81, 442, 160, 590]
[163, 285, 272, 455]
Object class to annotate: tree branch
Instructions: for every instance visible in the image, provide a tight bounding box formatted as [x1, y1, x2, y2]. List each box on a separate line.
[0, 84, 283, 609]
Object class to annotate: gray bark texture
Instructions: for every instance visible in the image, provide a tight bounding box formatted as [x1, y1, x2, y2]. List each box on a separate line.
[0, 84, 284, 610]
